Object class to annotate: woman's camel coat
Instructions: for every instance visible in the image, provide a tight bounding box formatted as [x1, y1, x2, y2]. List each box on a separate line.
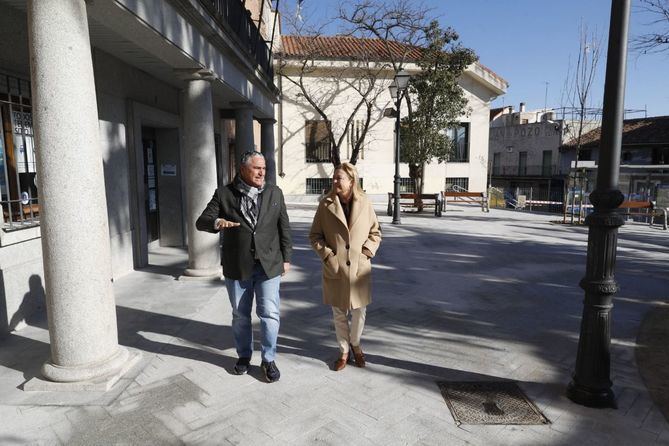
[309, 191, 382, 310]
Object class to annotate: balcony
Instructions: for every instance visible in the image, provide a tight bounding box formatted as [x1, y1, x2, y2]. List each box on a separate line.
[199, 0, 274, 78]
[491, 165, 562, 177]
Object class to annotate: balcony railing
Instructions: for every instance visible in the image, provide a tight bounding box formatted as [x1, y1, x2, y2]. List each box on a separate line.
[491, 165, 562, 177]
[199, 0, 274, 78]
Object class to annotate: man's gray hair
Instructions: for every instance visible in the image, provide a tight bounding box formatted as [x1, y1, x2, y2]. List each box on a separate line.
[240, 150, 264, 166]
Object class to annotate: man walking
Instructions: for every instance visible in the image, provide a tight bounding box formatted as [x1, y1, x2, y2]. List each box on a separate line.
[196, 151, 292, 383]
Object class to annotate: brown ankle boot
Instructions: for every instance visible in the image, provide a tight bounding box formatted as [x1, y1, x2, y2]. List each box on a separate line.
[351, 345, 365, 368]
[334, 353, 348, 371]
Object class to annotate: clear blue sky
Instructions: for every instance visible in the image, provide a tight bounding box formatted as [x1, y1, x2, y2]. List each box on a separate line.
[281, 0, 669, 117]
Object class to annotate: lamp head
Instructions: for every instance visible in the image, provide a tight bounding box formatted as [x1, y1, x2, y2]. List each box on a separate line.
[388, 83, 398, 99]
[394, 69, 411, 91]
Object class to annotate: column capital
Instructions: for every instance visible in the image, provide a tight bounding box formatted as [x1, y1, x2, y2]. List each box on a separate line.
[174, 68, 216, 82]
[258, 118, 277, 125]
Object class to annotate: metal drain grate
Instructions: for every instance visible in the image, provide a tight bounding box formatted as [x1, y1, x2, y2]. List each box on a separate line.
[437, 381, 550, 426]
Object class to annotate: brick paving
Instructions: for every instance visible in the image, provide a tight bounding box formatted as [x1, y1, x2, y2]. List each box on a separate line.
[0, 204, 668, 445]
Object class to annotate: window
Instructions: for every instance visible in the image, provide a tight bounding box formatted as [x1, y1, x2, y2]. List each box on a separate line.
[1, 73, 39, 229]
[653, 147, 669, 164]
[518, 151, 527, 175]
[447, 123, 469, 162]
[492, 152, 501, 176]
[305, 120, 331, 163]
[445, 177, 469, 192]
[306, 178, 332, 195]
[399, 177, 415, 193]
[305, 177, 364, 195]
[542, 150, 552, 176]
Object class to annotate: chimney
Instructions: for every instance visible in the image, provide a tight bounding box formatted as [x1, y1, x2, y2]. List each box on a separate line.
[519, 102, 526, 112]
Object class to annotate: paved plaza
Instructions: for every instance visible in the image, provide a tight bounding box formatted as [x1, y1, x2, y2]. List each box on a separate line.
[1, 204, 668, 445]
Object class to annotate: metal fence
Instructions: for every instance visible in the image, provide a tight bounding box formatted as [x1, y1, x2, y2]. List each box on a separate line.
[489, 186, 565, 214]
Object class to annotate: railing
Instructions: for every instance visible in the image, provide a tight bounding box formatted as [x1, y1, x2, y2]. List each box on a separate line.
[491, 165, 562, 177]
[488, 186, 565, 213]
[198, 0, 274, 78]
[2, 197, 40, 230]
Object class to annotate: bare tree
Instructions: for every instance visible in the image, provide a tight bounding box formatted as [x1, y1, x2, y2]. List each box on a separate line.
[633, 0, 669, 54]
[561, 23, 602, 224]
[277, 0, 431, 166]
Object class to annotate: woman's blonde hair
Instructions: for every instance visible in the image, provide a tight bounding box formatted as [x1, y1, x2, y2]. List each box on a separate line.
[332, 162, 364, 197]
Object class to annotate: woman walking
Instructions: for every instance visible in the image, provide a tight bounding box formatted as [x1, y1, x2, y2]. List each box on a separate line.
[309, 163, 381, 371]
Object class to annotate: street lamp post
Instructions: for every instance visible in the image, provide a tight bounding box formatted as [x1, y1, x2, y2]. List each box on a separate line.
[389, 70, 411, 225]
[566, 0, 630, 409]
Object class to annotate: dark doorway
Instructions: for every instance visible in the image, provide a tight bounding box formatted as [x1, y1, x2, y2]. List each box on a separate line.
[142, 130, 159, 244]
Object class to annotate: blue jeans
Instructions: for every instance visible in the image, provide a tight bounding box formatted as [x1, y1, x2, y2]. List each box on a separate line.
[225, 263, 281, 362]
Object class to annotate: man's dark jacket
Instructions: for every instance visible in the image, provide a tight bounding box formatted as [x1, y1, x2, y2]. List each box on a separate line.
[196, 183, 292, 280]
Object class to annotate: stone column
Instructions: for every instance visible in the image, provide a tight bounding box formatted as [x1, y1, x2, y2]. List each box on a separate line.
[179, 69, 221, 278]
[259, 118, 277, 185]
[27, 0, 131, 384]
[233, 103, 255, 168]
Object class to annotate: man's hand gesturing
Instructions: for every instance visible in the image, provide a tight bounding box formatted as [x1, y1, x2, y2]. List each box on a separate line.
[215, 219, 241, 230]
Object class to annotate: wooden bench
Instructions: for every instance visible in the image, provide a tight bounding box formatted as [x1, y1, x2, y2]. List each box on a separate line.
[618, 200, 667, 230]
[387, 193, 442, 217]
[442, 191, 489, 212]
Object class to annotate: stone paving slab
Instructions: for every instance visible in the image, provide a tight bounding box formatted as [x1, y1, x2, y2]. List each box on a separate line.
[1, 205, 668, 445]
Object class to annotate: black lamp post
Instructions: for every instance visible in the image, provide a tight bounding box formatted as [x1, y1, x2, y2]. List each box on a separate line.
[389, 69, 411, 225]
[566, 0, 630, 409]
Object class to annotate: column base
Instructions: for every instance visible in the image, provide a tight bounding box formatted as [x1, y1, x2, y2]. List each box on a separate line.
[24, 348, 141, 392]
[180, 266, 222, 281]
[566, 380, 617, 409]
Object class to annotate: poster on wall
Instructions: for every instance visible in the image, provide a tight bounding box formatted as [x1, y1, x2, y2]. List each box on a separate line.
[161, 163, 177, 176]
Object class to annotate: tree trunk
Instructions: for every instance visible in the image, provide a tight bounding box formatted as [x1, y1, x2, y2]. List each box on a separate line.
[409, 163, 424, 211]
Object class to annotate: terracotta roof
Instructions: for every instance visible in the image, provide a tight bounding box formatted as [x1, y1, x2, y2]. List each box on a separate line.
[278, 34, 508, 90]
[563, 115, 669, 148]
[279, 35, 423, 61]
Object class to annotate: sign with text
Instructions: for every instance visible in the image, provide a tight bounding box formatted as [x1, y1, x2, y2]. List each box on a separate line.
[161, 163, 177, 177]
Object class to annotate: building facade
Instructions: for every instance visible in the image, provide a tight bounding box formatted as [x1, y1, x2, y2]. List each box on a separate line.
[561, 115, 669, 204]
[0, 0, 280, 386]
[488, 104, 602, 209]
[276, 35, 507, 200]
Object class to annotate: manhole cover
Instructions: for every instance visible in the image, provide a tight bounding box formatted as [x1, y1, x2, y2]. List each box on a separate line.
[437, 381, 550, 426]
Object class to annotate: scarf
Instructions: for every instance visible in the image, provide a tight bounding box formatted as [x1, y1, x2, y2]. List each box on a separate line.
[234, 174, 264, 228]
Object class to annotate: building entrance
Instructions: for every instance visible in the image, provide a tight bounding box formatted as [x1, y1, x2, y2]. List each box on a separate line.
[142, 134, 160, 244]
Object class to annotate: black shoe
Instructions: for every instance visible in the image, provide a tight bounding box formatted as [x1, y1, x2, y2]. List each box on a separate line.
[261, 361, 280, 383]
[234, 357, 251, 375]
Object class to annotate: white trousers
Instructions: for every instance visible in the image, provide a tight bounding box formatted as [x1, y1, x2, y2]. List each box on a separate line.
[332, 306, 367, 354]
